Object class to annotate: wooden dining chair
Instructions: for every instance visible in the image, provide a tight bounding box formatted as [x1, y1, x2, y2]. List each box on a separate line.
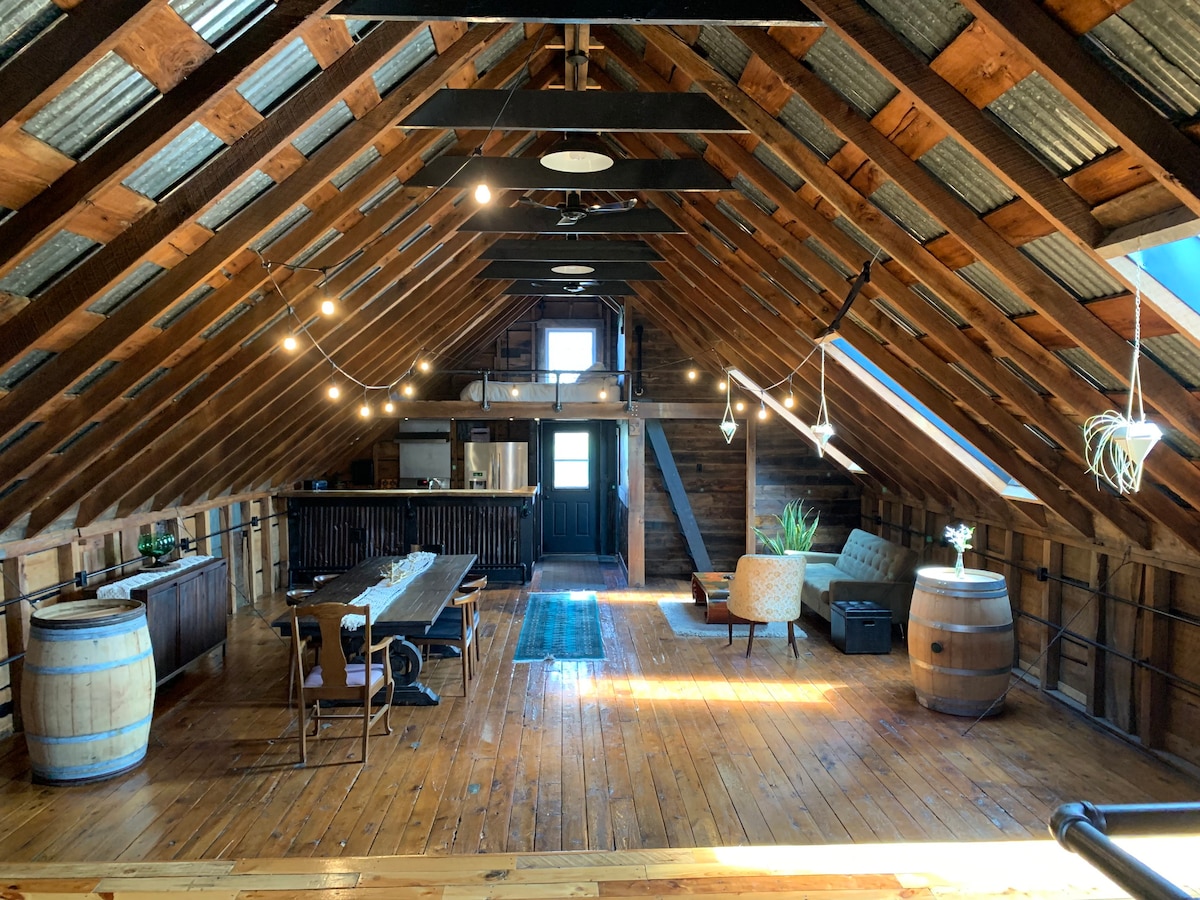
[290, 602, 394, 764]
[460, 574, 487, 669]
[409, 586, 480, 696]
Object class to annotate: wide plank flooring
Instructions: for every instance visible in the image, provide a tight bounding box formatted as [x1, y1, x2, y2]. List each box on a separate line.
[0, 560, 1197, 897]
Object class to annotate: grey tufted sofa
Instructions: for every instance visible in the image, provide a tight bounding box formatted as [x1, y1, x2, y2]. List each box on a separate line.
[797, 528, 918, 623]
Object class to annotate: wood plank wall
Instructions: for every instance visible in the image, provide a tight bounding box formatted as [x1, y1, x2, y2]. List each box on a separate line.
[0, 493, 281, 738]
[863, 487, 1200, 775]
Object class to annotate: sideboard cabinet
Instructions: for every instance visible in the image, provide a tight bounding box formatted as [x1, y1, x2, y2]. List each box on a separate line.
[131, 558, 229, 683]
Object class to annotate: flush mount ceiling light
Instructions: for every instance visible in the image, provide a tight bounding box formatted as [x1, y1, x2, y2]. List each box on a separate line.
[540, 134, 614, 173]
[550, 264, 596, 275]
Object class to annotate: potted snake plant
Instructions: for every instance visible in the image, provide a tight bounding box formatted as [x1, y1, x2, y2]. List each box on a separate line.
[754, 499, 820, 555]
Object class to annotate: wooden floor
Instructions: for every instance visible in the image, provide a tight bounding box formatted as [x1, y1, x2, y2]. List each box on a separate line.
[1, 558, 1198, 898]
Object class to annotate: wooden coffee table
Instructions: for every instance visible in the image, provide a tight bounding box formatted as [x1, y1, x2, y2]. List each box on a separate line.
[691, 571, 750, 625]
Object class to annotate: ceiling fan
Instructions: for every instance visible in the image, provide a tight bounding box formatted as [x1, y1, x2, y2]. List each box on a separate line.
[519, 190, 637, 227]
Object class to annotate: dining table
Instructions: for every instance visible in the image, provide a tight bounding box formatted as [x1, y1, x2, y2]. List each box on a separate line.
[273, 553, 477, 706]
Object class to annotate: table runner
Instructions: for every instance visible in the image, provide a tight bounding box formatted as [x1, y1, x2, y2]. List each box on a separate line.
[340, 551, 437, 628]
[97, 555, 216, 600]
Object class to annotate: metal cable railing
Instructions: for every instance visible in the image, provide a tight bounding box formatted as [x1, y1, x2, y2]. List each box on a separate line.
[1051, 801, 1200, 899]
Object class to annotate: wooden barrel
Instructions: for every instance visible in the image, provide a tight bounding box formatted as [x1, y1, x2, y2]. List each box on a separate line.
[21, 599, 156, 784]
[908, 567, 1014, 717]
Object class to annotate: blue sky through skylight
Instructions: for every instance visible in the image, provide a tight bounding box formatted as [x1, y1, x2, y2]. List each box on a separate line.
[1134, 238, 1200, 317]
[832, 338, 1015, 484]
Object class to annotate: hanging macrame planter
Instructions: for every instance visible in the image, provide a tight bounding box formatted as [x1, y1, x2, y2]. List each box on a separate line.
[719, 378, 738, 444]
[1082, 259, 1162, 493]
[811, 343, 835, 457]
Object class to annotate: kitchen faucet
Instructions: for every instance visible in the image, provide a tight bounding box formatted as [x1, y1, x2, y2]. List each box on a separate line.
[427, 477, 444, 490]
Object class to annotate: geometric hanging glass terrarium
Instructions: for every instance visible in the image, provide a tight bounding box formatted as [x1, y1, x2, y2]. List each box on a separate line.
[810, 342, 835, 457]
[1082, 256, 1162, 493]
[719, 378, 738, 444]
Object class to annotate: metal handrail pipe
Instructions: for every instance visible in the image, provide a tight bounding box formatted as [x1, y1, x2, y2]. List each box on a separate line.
[1050, 801, 1200, 900]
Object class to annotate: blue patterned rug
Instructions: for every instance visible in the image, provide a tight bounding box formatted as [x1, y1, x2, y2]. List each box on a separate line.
[513, 592, 604, 661]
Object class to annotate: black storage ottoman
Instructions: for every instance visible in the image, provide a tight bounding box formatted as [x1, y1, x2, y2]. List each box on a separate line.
[830, 600, 892, 654]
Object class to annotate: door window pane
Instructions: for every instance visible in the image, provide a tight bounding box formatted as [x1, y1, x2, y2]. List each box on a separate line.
[553, 431, 589, 488]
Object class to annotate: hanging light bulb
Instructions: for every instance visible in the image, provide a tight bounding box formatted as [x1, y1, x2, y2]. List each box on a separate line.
[510, 386, 520, 397]
[359, 401, 371, 418]
[758, 396, 767, 420]
[383, 399, 395, 414]
[319, 271, 335, 316]
[320, 297, 336, 316]
[717, 379, 727, 392]
[327, 382, 340, 400]
[474, 182, 491, 204]
[687, 368, 698, 381]
[282, 335, 298, 351]
[735, 400, 745, 412]
[418, 360, 431, 373]
[402, 383, 415, 397]
[599, 388, 608, 400]
[784, 374, 795, 408]
[719, 378, 738, 444]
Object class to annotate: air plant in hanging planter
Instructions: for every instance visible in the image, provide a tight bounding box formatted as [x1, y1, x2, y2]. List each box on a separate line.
[810, 343, 834, 457]
[719, 378, 738, 444]
[1082, 257, 1161, 494]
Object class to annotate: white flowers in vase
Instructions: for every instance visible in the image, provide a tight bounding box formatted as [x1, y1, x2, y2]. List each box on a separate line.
[945, 523, 974, 578]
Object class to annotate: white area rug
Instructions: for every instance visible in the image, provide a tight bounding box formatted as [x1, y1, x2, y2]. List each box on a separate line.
[657, 598, 805, 640]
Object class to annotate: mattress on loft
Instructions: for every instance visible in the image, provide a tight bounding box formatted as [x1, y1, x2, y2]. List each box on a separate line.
[459, 377, 618, 402]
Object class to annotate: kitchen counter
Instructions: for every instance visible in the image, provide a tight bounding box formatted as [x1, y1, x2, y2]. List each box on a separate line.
[283, 486, 538, 498]
[285, 488, 538, 583]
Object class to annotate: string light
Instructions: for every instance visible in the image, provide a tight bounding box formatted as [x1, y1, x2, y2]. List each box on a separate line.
[327, 382, 340, 400]
[403, 384, 415, 397]
[783, 374, 795, 408]
[282, 335, 298, 352]
[383, 399, 395, 414]
[758, 396, 767, 420]
[418, 360, 431, 373]
[717, 379, 727, 392]
[735, 400, 745, 412]
[599, 388, 608, 399]
[474, 182, 491, 203]
[358, 400, 371, 418]
[320, 297, 336, 316]
[687, 368, 697, 381]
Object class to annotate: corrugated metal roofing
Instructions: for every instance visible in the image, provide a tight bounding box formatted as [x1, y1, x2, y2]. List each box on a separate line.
[0, 0, 59, 64]
[174, 372, 210, 402]
[986, 72, 1116, 174]
[696, 25, 751, 81]
[731, 173, 778, 216]
[123, 122, 224, 200]
[1142, 333, 1200, 388]
[833, 216, 886, 259]
[170, 0, 270, 47]
[948, 361, 998, 398]
[66, 359, 120, 396]
[957, 261, 1034, 315]
[292, 227, 341, 266]
[55, 421, 101, 455]
[237, 37, 318, 114]
[420, 130, 458, 163]
[201, 302, 252, 339]
[805, 237, 856, 279]
[678, 132, 709, 156]
[1021, 232, 1123, 300]
[912, 282, 968, 327]
[602, 55, 640, 92]
[1055, 346, 1125, 391]
[779, 256, 824, 294]
[804, 29, 898, 118]
[359, 176, 401, 214]
[124, 367, 168, 399]
[155, 285, 214, 329]
[88, 261, 165, 316]
[473, 23, 524, 77]
[0, 422, 38, 456]
[333, 146, 380, 190]
[778, 95, 845, 162]
[1162, 426, 1200, 461]
[715, 198, 756, 235]
[1088, 0, 1200, 119]
[997, 355, 1049, 395]
[917, 136, 1015, 215]
[293, 101, 354, 157]
[373, 26, 436, 97]
[250, 204, 310, 252]
[0, 230, 97, 297]
[22, 52, 158, 159]
[0, 349, 53, 390]
[870, 181, 946, 242]
[752, 143, 804, 191]
[197, 169, 274, 231]
[610, 23, 646, 56]
[862, 0, 973, 60]
[870, 295, 924, 337]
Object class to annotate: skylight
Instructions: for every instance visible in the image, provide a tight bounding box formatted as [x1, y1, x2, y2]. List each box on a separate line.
[826, 339, 1039, 502]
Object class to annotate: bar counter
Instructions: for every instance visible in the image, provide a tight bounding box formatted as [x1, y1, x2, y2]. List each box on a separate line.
[284, 487, 538, 584]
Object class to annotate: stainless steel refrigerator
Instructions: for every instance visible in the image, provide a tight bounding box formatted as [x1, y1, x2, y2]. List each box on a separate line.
[463, 442, 529, 490]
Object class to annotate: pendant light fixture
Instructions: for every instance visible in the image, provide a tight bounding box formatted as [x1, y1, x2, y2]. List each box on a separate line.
[720, 378, 738, 444]
[811, 343, 834, 457]
[540, 133, 614, 173]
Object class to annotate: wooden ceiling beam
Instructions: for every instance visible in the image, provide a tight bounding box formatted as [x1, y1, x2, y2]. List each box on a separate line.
[961, 0, 1200, 222]
[0, 2, 355, 274]
[784, 3, 1104, 247]
[628, 24, 1200, 530]
[730, 26, 1200, 452]
[51, 224, 492, 530]
[647, 193, 1076, 533]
